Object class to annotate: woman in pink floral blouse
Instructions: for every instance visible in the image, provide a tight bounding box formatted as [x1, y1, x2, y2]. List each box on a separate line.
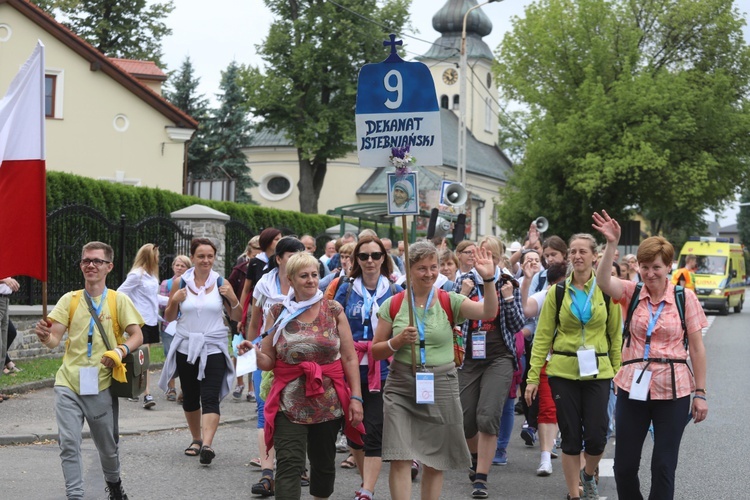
[251, 252, 365, 499]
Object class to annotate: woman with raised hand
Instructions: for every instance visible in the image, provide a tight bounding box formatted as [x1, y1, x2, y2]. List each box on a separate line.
[371, 240, 500, 500]
[525, 233, 622, 500]
[593, 210, 708, 500]
[334, 235, 402, 500]
[247, 252, 365, 499]
[158, 254, 191, 403]
[117, 243, 161, 409]
[158, 238, 241, 465]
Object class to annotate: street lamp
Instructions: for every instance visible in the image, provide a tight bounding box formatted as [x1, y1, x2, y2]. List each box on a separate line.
[458, 0, 501, 192]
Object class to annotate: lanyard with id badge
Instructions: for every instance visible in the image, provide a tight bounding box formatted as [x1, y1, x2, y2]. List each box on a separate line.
[471, 283, 487, 360]
[629, 301, 665, 401]
[79, 288, 108, 395]
[359, 287, 377, 366]
[412, 288, 435, 404]
[569, 280, 599, 377]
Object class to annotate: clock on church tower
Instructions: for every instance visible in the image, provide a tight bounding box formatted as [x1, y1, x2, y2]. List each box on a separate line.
[442, 68, 458, 85]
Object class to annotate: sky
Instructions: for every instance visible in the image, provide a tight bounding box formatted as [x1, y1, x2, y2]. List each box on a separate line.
[160, 0, 750, 227]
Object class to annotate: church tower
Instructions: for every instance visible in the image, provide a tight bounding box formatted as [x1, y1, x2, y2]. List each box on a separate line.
[419, 0, 499, 147]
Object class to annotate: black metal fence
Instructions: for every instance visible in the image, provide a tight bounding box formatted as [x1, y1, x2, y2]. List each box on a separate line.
[224, 219, 256, 275]
[11, 204, 192, 306]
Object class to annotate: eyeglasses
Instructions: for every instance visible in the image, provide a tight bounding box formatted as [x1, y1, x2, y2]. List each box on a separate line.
[357, 252, 384, 261]
[80, 258, 111, 267]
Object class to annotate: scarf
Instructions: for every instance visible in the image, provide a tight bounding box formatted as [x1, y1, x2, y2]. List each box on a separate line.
[180, 267, 220, 299]
[352, 275, 389, 335]
[253, 269, 289, 305]
[269, 289, 324, 346]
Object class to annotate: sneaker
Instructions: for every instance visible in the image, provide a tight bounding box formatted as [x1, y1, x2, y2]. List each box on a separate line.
[411, 460, 421, 480]
[536, 461, 552, 476]
[142, 394, 155, 409]
[126, 397, 139, 402]
[355, 489, 374, 500]
[247, 392, 256, 403]
[550, 445, 559, 459]
[492, 448, 508, 466]
[336, 433, 349, 453]
[105, 479, 128, 500]
[165, 388, 177, 402]
[579, 469, 599, 499]
[521, 427, 537, 446]
[232, 384, 244, 401]
[514, 400, 524, 415]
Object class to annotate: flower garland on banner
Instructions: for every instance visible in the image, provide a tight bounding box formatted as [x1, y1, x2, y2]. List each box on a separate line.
[390, 145, 416, 176]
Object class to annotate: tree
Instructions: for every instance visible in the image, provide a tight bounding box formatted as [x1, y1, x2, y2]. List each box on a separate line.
[164, 57, 213, 180]
[206, 62, 256, 204]
[738, 190, 750, 250]
[241, 0, 411, 214]
[494, 0, 750, 240]
[33, 0, 174, 67]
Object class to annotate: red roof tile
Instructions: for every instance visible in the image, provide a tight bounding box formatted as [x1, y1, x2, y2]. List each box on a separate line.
[110, 58, 167, 81]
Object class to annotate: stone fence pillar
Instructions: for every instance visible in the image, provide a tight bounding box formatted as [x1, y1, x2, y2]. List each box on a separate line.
[171, 204, 230, 273]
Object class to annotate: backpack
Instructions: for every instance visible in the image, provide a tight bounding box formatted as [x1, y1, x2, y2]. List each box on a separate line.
[622, 283, 687, 350]
[553, 281, 612, 354]
[325, 275, 349, 301]
[68, 289, 123, 343]
[227, 260, 249, 298]
[535, 272, 547, 293]
[180, 276, 228, 307]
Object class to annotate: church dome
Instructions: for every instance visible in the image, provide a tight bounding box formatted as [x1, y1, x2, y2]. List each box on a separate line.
[419, 0, 495, 62]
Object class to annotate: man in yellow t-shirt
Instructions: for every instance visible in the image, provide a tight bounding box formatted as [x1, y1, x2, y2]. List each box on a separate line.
[671, 254, 697, 292]
[35, 241, 143, 500]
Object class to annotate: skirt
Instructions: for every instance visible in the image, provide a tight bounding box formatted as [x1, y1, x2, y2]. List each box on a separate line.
[381, 360, 471, 471]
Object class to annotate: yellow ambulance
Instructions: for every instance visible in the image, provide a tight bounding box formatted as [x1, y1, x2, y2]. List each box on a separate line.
[676, 237, 746, 314]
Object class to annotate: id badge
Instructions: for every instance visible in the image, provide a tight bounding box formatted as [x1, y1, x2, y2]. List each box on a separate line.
[471, 334, 486, 359]
[416, 372, 435, 404]
[628, 369, 652, 401]
[360, 353, 368, 366]
[79, 366, 100, 395]
[576, 346, 599, 377]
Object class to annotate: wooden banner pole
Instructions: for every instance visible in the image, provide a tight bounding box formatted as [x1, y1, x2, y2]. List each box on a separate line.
[400, 214, 416, 375]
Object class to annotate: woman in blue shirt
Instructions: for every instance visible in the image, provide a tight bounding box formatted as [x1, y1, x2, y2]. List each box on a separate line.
[334, 235, 401, 500]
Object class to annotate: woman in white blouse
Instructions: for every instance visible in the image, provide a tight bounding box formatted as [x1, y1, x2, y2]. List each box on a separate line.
[118, 243, 163, 409]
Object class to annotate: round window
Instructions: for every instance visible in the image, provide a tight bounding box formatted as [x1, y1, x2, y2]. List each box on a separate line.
[267, 176, 291, 195]
[259, 172, 294, 201]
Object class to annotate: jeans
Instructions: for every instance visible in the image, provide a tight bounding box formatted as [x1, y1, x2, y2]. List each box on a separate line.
[496, 395, 516, 450]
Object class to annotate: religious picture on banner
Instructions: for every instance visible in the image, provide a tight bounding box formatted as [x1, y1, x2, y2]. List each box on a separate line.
[387, 172, 419, 216]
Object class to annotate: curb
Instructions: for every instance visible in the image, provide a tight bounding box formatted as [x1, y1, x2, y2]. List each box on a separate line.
[1, 362, 166, 395]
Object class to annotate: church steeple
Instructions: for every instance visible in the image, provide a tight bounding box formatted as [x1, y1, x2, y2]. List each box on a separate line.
[420, 0, 494, 61]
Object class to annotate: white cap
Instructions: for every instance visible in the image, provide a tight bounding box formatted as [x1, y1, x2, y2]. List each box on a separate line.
[509, 241, 522, 253]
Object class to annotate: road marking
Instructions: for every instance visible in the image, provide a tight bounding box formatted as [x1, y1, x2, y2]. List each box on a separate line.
[702, 315, 716, 336]
[599, 458, 614, 477]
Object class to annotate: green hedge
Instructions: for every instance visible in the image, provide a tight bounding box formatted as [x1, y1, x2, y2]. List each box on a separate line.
[47, 171, 338, 235]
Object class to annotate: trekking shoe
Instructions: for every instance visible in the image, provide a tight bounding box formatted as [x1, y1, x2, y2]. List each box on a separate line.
[492, 448, 508, 466]
[165, 388, 177, 402]
[142, 394, 155, 409]
[336, 433, 349, 453]
[579, 469, 599, 499]
[105, 479, 129, 500]
[536, 461, 552, 476]
[521, 426, 537, 446]
[232, 384, 244, 401]
[471, 481, 489, 498]
[411, 460, 421, 480]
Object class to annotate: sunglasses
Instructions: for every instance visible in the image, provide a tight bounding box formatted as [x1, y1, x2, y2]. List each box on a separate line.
[357, 252, 384, 261]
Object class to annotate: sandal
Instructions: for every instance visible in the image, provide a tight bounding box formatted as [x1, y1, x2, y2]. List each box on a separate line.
[340, 454, 356, 469]
[165, 388, 177, 402]
[199, 445, 216, 465]
[184, 439, 202, 457]
[251, 475, 275, 497]
[471, 480, 489, 499]
[300, 469, 310, 487]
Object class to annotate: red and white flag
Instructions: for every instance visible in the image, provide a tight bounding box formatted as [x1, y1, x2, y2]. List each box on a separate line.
[0, 41, 47, 281]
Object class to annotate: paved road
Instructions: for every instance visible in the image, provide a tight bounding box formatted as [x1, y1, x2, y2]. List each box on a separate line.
[0, 305, 744, 499]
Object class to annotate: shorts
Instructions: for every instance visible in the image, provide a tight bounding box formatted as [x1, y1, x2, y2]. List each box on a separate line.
[141, 324, 160, 344]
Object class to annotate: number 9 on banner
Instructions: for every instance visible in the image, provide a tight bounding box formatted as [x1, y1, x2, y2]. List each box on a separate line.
[384, 70, 402, 109]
